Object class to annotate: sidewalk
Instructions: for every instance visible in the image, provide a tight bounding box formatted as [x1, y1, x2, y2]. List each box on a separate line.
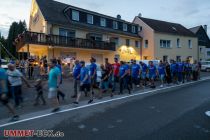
[0, 72, 209, 121]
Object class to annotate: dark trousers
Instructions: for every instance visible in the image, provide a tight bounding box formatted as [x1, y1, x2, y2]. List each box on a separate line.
[11, 85, 23, 106]
[73, 79, 79, 96]
[119, 76, 130, 94]
[57, 90, 65, 101]
[28, 67, 34, 79]
[166, 73, 172, 84]
[35, 91, 46, 104]
[192, 71, 198, 81]
[112, 76, 119, 92]
[132, 77, 140, 86]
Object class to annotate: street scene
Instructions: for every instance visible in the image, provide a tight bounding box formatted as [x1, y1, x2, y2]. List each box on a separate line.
[0, 0, 210, 140]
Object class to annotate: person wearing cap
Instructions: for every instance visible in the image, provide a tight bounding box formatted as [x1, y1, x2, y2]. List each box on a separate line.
[112, 58, 120, 93]
[0, 60, 19, 121]
[131, 60, 140, 89]
[119, 61, 131, 94]
[7, 63, 31, 108]
[48, 59, 61, 112]
[73, 61, 93, 104]
[71, 60, 81, 98]
[89, 57, 97, 96]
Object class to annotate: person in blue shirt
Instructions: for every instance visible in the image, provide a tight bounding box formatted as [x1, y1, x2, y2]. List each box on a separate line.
[131, 60, 140, 88]
[140, 61, 148, 87]
[170, 60, 178, 84]
[177, 61, 185, 83]
[56, 59, 65, 101]
[0, 60, 19, 121]
[73, 61, 93, 104]
[48, 59, 61, 112]
[71, 60, 81, 98]
[119, 61, 131, 94]
[148, 61, 157, 88]
[158, 60, 166, 88]
[185, 60, 192, 81]
[89, 57, 97, 96]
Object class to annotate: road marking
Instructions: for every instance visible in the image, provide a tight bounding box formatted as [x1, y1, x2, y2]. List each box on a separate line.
[205, 111, 210, 117]
[0, 78, 210, 128]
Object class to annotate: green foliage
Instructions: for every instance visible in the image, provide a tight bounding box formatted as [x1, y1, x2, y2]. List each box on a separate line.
[0, 36, 7, 58]
[6, 20, 27, 58]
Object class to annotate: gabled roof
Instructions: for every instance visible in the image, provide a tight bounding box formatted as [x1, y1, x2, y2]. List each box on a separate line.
[35, 0, 139, 37]
[137, 17, 196, 37]
[189, 25, 202, 34]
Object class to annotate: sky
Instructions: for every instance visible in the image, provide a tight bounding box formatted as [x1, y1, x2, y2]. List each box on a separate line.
[0, 0, 210, 37]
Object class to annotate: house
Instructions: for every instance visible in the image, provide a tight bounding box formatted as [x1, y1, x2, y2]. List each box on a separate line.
[189, 25, 210, 61]
[133, 16, 198, 62]
[15, 0, 142, 64]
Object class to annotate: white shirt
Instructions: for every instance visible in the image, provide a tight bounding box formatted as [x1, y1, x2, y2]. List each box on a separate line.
[7, 69, 23, 86]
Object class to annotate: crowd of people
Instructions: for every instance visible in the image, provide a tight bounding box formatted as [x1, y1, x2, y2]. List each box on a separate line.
[0, 56, 202, 122]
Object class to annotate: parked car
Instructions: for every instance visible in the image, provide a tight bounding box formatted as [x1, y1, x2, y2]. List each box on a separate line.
[1, 59, 8, 69]
[201, 61, 210, 72]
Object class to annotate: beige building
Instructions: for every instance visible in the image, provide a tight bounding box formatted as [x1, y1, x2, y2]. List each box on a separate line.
[133, 16, 198, 62]
[15, 0, 142, 64]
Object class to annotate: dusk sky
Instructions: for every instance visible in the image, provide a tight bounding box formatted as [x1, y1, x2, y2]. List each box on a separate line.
[0, 0, 210, 37]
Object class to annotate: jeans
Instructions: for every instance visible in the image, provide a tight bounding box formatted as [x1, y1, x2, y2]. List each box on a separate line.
[11, 85, 22, 106]
[119, 76, 130, 94]
[73, 79, 79, 96]
[112, 76, 119, 92]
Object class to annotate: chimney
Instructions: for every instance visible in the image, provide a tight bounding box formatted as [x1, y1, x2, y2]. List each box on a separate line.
[204, 25, 207, 33]
[138, 13, 142, 17]
[117, 15, 121, 19]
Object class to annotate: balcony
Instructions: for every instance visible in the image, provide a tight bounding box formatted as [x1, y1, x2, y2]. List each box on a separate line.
[15, 31, 116, 51]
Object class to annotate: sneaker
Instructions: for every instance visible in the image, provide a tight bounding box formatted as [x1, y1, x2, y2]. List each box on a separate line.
[10, 115, 19, 122]
[71, 95, 77, 98]
[160, 85, 163, 88]
[110, 93, 114, 98]
[73, 101, 79, 105]
[51, 108, 60, 113]
[137, 85, 140, 88]
[88, 99, 93, 104]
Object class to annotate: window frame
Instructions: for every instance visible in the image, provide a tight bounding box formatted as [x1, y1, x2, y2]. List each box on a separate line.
[132, 26, 136, 33]
[123, 23, 128, 31]
[113, 21, 118, 29]
[126, 39, 130, 46]
[144, 40, 148, 48]
[188, 40, 192, 49]
[72, 10, 79, 21]
[100, 18, 106, 27]
[87, 14, 94, 24]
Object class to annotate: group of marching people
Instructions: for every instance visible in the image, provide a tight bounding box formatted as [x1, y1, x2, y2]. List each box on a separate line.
[0, 57, 201, 121]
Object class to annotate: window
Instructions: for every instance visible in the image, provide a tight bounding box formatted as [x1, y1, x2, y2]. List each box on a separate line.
[144, 40, 148, 48]
[138, 26, 142, 32]
[176, 56, 181, 62]
[144, 56, 148, 60]
[177, 38, 180, 48]
[123, 23, 127, 31]
[110, 37, 119, 47]
[160, 40, 171, 48]
[135, 41, 140, 48]
[200, 47, 202, 53]
[59, 28, 75, 38]
[126, 39, 130, 46]
[188, 40, 192, 48]
[163, 55, 168, 62]
[207, 51, 210, 56]
[72, 10, 79, 21]
[87, 14, 93, 24]
[100, 18, 106, 27]
[113, 21, 118, 29]
[132, 26, 136, 33]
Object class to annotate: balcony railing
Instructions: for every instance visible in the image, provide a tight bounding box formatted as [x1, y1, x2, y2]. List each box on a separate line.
[15, 31, 116, 51]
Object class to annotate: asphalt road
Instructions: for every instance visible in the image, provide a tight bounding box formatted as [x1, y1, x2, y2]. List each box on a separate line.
[1, 79, 210, 140]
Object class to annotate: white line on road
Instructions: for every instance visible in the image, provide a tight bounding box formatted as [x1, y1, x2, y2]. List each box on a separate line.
[0, 77, 210, 128]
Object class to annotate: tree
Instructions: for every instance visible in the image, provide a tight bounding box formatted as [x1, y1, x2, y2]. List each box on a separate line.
[6, 20, 27, 58]
[0, 35, 7, 58]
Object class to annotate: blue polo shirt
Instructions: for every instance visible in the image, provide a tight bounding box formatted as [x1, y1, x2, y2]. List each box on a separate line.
[158, 64, 165, 75]
[0, 68, 8, 94]
[73, 64, 81, 79]
[119, 65, 128, 77]
[178, 62, 184, 72]
[141, 63, 148, 73]
[131, 64, 140, 78]
[80, 67, 90, 84]
[48, 67, 61, 88]
[171, 63, 178, 73]
[89, 63, 97, 77]
[148, 65, 156, 75]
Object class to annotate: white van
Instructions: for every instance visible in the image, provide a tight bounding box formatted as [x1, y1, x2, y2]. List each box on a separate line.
[201, 61, 210, 72]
